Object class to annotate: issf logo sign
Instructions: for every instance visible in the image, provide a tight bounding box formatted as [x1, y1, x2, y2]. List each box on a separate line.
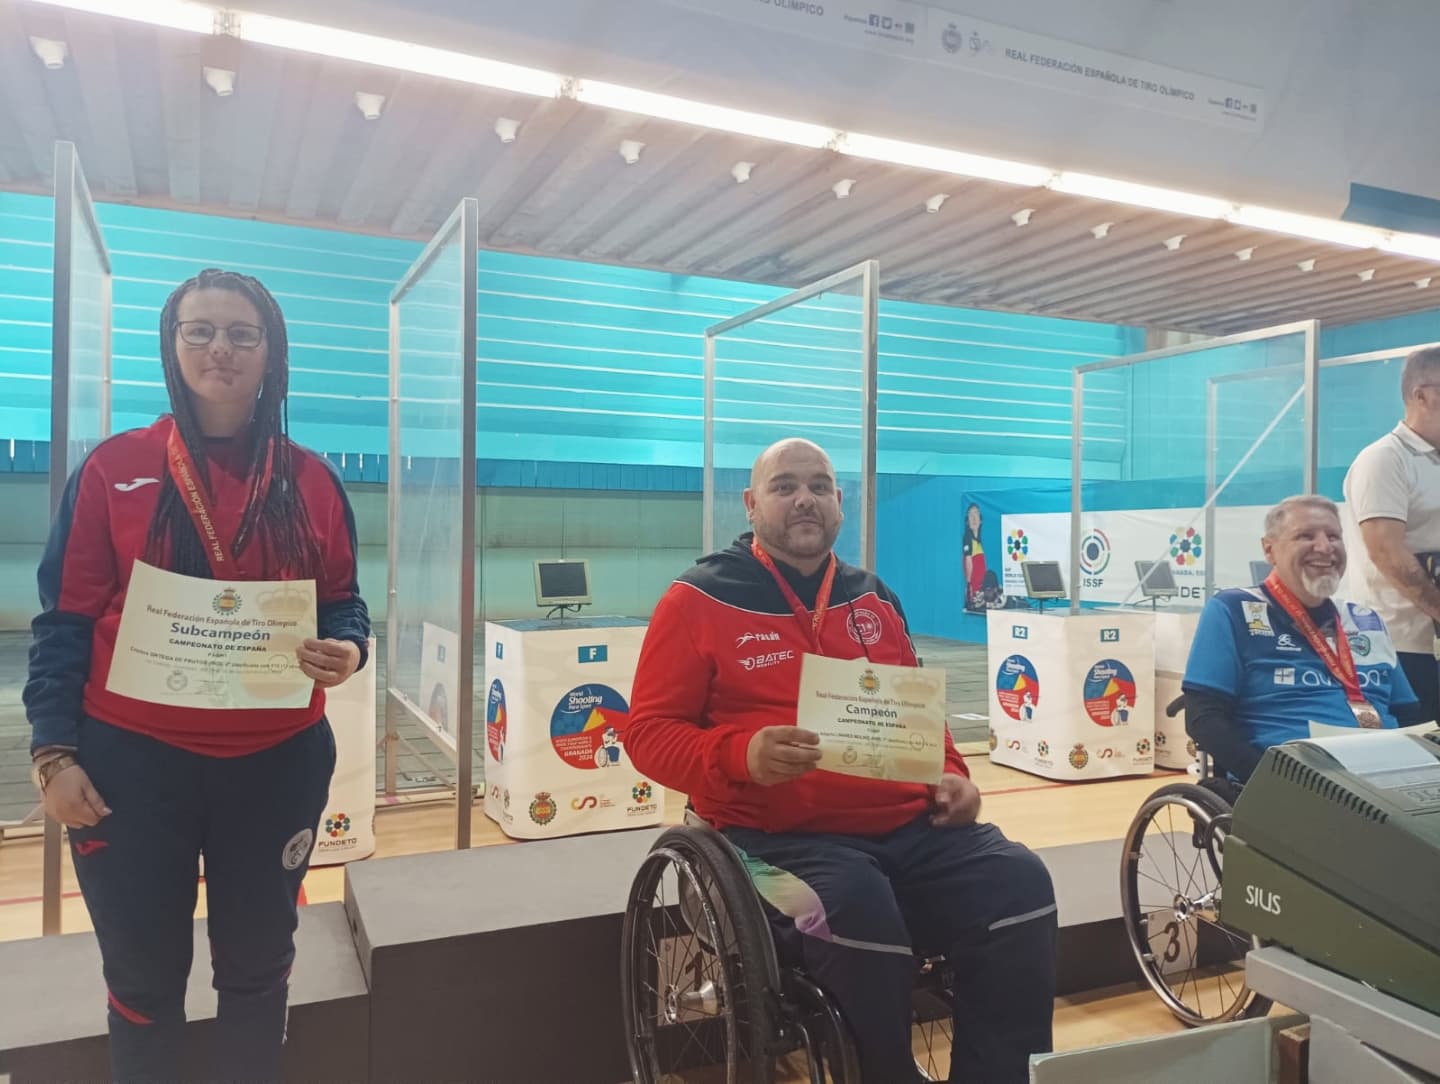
[1079, 530, 1111, 587]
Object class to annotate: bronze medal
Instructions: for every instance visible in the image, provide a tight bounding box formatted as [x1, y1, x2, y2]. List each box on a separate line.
[1351, 701, 1382, 729]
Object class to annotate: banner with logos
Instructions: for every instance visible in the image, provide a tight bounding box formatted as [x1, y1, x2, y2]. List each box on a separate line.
[987, 610, 1155, 781]
[999, 505, 1274, 606]
[311, 637, 378, 866]
[667, 0, 1265, 130]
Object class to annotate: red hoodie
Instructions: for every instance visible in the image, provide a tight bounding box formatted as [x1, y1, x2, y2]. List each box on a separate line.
[626, 536, 967, 836]
[24, 416, 371, 757]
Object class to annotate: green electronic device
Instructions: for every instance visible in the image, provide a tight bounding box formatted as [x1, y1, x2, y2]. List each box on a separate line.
[1221, 730, 1440, 1015]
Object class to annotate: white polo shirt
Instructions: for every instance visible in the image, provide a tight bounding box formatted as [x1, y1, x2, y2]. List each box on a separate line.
[1343, 423, 1440, 653]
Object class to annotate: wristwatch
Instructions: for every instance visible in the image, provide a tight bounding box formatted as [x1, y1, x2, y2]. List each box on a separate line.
[31, 752, 78, 792]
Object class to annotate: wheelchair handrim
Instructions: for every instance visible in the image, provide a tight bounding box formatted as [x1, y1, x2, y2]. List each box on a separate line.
[1120, 790, 1262, 1027]
[622, 845, 740, 1084]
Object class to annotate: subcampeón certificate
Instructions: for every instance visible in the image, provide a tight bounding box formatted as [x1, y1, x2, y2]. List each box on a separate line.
[796, 654, 948, 784]
[107, 561, 317, 710]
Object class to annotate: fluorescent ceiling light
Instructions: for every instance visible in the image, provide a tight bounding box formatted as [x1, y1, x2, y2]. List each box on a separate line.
[1227, 205, 1386, 249]
[240, 14, 566, 96]
[573, 81, 834, 148]
[26, 0, 1440, 268]
[1380, 231, 1440, 262]
[837, 133, 1051, 186]
[1049, 172, 1231, 219]
[28, 0, 215, 34]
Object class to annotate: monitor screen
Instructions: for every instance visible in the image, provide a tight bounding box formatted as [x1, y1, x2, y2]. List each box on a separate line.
[1250, 560, 1272, 586]
[1135, 560, 1178, 597]
[1021, 561, 1066, 598]
[534, 560, 591, 606]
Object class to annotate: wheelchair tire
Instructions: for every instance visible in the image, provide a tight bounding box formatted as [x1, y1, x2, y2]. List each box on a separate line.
[1120, 782, 1272, 1028]
[622, 826, 780, 1084]
[910, 957, 954, 1082]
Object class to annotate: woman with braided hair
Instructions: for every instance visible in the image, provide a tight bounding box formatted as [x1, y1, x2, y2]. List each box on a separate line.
[24, 268, 370, 1082]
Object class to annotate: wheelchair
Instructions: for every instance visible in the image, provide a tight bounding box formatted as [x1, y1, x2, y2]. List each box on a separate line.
[621, 817, 956, 1083]
[1119, 695, 1272, 1028]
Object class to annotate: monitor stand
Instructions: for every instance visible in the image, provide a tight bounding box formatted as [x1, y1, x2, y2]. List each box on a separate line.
[544, 603, 587, 625]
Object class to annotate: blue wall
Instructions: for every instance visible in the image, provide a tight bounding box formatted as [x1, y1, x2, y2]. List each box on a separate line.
[7, 189, 1433, 640]
[0, 190, 1142, 485]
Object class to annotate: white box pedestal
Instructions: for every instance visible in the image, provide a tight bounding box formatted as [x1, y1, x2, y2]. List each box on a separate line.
[987, 610, 1156, 780]
[481, 617, 664, 840]
[311, 637, 378, 866]
[1152, 609, 1203, 770]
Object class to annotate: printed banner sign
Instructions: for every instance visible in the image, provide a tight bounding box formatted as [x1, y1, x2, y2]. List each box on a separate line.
[668, 0, 1265, 130]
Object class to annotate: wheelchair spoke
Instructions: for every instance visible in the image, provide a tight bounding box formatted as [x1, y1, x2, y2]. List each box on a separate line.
[1121, 788, 1265, 1029]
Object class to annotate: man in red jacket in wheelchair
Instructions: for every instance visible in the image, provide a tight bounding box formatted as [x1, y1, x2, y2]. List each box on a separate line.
[627, 438, 1056, 1084]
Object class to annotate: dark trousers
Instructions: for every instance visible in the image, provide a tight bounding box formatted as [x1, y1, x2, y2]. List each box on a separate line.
[1399, 651, 1440, 723]
[723, 817, 1057, 1083]
[69, 718, 335, 1084]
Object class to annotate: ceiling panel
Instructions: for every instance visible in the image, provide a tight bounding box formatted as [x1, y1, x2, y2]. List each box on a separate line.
[2, 3, 1437, 335]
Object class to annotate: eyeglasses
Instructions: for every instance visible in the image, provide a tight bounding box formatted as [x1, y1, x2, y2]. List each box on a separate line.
[177, 320, 264, 350]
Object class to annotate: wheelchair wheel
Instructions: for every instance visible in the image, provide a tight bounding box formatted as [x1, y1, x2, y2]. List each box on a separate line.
[1120, 782, 1272, 1027]
[622, 827, 780, 1084]
[781, 970, 861, 1084]
[910, 956, 954, 1082]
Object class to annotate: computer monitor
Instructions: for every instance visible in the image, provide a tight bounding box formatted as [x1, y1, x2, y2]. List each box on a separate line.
[1020, 561, 1067, 600]
[1250, 560, 1272, 586]
[534, 559, 592, 607]
[1134, 560, 1179, 599]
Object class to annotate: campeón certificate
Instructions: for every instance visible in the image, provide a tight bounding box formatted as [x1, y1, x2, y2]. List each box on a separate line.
[107, 561, 317, 710]
[796, 654, 948, 784]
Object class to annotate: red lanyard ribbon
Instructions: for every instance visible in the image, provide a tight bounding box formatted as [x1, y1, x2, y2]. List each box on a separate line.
[1264, 572, 1365, 704]
[165, 423, 273, 578]
[751, 539, 837, 654]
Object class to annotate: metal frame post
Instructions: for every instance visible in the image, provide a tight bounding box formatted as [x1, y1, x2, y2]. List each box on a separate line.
[1302, 321, 1319, 495]
[1069, 369, 1084, 614]
[39, 141, 112, 935]
[859, 260, 879, 570]
[703, 260, 879, 567]
[1071, 320, 1320, 611]
[385, 197, 480, 849]
[702, 333, 716, 556]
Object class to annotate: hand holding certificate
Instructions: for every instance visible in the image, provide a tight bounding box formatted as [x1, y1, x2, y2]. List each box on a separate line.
[796, 654, 948, 784]
[108, 561, 318, 710]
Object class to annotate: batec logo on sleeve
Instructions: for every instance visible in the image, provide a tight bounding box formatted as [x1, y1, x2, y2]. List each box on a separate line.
[551, 684, 630, 770]
[995, 655, 1040, 721]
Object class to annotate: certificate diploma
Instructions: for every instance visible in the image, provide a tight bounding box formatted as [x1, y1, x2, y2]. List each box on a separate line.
[107, 561, 317, 710]
[796, 654, 948, 784]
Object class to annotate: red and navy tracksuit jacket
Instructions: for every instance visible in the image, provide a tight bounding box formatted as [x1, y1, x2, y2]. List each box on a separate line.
[24, 416, 370, 757]
[626, 535, 968, 836]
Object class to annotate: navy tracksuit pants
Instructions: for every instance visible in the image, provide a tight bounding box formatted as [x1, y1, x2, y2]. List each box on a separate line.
[722, 817, 1057, 1083]
[68, 717, 335, 1084]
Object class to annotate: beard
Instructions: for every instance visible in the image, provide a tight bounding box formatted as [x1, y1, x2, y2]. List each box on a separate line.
[1300, 570, 1341, 599]
[753, 515, 839, 562]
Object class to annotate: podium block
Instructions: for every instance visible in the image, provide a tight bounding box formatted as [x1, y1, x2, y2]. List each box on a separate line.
[1152, 609, 1202, 770]
[987, 610, 1156, 780]
[481, 617, 664, 839]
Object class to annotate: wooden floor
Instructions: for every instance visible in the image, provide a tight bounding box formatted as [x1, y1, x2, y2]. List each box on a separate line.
[0, 751, 1180, 942]
[0, 753, 1212, 1060]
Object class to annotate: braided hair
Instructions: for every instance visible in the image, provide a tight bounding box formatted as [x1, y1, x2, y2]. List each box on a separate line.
[144, 268, 321, 579]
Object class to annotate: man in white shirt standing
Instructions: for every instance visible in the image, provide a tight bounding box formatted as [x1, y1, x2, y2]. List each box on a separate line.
[1343, 345, 1440, 721]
